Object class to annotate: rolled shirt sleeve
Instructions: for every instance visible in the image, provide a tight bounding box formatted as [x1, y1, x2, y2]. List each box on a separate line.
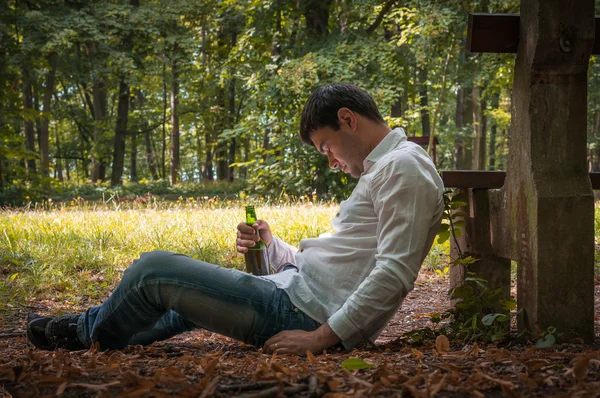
[267, 236, 298, 272]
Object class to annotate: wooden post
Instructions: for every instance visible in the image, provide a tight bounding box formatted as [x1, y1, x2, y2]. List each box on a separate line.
[449, 188, 511, 313]
[506, 0, 595, 341]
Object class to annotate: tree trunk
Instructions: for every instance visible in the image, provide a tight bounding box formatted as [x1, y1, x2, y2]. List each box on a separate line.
[161, 60, 167, 179]
[303, 0, 333, 38]
[204, 133, 214, 180]
[462, 87, 474, 169]
[195, 117, 203, 182]
[40, 53, 57, 182]
[111, 78, 130, 186]
[111, 2, 136, 185]
[135, 90, 157, 180]
[472, 87, 487, 170]
[129, 93, 138, 182]
[33, 85, 42, 153]
[216, 143, 227, 180]
[99, 161, 107, 181]
[87, 42, 106, 183]
[144, 130, 158, 180]
[22, 69, 36, 176]
[488, 92, 499, 170]
[227, 30, 237, 183]
[242, 137, 249, 180]
[130, 127, 138, 182]
[418, 67, 430, 137]
[262, 129, 270, 161]
[228, 78, 236, 182]
[0, 3, 5, 190]
[454, 87, 464, 169]
[55, 122, 63, 182]
[215, 84, 228, 181]
[391, 94, 404, 118]
[170, 52, 180, 185]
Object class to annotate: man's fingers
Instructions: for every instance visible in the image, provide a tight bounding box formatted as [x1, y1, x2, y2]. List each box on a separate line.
[254, 220, 270, 231]
[238, 233, 259, 242]
[264, 332, 285, 353]
[237, 222, 256, 234]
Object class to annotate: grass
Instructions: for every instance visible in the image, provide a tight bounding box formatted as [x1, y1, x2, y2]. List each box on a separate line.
[4, 197, 600, 317]
[0, 197, 344, 312]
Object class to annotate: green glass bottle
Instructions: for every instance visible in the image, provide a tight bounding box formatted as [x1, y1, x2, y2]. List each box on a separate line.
[244, 205, 270, 275]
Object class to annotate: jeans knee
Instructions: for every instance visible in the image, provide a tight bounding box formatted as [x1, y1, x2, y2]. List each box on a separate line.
[123, 250, 175, 282]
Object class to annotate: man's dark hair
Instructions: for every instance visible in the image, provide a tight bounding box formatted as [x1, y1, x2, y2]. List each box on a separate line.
[299, 83, 385, 146]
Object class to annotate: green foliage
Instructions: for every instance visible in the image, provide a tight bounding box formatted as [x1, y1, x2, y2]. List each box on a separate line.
[436, 189, 467, 245]
[535, 326, 559, 348]
[444, 275, 517, 343]
[340, 358, 376, 371]
[401, 189, 518, 346]
[1, 0, 524, 201]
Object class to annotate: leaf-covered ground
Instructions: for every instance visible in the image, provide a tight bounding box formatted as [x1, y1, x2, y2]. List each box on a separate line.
[2, 271, 600, 397]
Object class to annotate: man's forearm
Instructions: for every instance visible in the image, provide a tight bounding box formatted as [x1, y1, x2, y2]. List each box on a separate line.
[316, 322, 341, 348]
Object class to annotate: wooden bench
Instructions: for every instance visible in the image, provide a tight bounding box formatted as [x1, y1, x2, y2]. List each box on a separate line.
[434, 2, 597, 342]
[438, 170, 598, 330]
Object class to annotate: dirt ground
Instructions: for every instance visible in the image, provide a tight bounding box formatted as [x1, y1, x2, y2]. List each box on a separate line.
[1, 271, 600, 397]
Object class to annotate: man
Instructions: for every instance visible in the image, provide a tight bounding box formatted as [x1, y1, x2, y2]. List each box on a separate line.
[27, 83, 444, 355]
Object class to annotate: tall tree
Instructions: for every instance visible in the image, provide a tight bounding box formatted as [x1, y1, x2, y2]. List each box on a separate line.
[22, 67, 36, 176]
[472, 86, 487, 170]
[169, 42, 180, 185]
[40, 53, 57, 184]
[418, 67, 430, 136]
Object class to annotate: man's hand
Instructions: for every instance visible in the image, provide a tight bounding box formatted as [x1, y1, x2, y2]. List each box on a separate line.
[263, 323, 341, 356]
[236, 220, 273, 254]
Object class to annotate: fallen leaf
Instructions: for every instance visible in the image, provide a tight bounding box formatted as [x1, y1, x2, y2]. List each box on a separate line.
[573, 355, 591, 381]
[340, 358, 375, 371]
[501, 383, 521, 398]
[411, 348, 424, 360]
[435, 335, 450, 354]
[199, 376, 220, 398]
[68, 381, 120, 390]
[517, 373, 538, 388]
[327, 379, 342, 391]
[429, 373, 446, 397]
[306, 350, 317, 364]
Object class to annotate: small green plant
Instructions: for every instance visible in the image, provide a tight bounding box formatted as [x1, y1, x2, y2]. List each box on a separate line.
[401, 189, 518, 346]
[445, 274, 518, 343]
[536, 326, 559, 348]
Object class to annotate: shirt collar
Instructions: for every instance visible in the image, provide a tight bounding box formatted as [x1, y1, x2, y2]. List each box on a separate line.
[362, 127, 407, 173]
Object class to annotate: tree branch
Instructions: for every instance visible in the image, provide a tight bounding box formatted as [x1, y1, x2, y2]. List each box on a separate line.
[366, 0, 398, 35]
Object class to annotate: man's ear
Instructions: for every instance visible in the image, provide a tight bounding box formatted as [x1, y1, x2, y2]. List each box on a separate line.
[337, 108, 357, 131]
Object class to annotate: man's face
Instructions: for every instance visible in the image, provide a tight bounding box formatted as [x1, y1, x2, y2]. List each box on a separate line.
[309, 124, 369, 178]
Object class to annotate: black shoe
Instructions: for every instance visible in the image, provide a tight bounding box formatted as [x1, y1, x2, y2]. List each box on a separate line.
[27, 313, 86, 351]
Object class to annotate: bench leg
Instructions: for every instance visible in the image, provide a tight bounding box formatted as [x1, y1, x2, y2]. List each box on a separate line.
[449, 188, 511, 313]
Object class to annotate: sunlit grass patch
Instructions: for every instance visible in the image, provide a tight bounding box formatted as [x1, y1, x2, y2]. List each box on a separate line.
[0, 199, 339, 311]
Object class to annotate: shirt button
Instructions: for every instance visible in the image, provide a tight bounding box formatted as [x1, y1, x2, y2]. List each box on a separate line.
[294, 308, 299, 312]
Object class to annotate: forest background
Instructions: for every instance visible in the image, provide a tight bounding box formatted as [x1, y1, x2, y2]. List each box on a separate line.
[4, 0, 600, 205]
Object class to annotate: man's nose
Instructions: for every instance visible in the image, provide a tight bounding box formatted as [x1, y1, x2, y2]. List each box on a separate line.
[327, 153, 339, 169]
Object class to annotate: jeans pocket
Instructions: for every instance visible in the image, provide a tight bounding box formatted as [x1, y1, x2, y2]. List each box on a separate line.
[302, 313, 321, 332]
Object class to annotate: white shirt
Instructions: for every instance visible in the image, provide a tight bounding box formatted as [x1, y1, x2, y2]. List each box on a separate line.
[263, 128, 445, 349]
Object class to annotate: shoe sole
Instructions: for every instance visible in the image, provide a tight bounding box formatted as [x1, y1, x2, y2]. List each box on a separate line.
[26, 314, 55, 350]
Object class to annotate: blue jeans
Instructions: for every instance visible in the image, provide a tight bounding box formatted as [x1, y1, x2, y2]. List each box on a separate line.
[76, 251, 320, 350]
